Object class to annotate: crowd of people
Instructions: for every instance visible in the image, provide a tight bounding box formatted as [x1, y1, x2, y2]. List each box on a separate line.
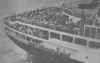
[5, 5, 100, 40]
[3, 6, 82, 35]
[10, 22, 49, 40]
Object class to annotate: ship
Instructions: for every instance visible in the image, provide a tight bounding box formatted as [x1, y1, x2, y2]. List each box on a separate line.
[2, 2, 100, 63]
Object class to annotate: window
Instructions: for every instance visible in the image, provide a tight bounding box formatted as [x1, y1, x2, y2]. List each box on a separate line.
[50, 32, 60, 40]
[75, 38, 87, 46]
[32, 28, 40, 38]
[89, 41, 100, 49]
[32, 38, 42, 43]
[90, 27, 96, 38]
[62, 35, 73, 42]
[31, 28, 49, 40]
[85, 20, 93, 25]
[97, 29, 100, 33]
[31, 38, 42, 48]
[39, 29, 49, 40]
[84, 27, 90, 37]
[96, 29, 100, 39]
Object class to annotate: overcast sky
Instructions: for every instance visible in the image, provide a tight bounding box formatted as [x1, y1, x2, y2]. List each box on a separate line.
[0, 0, 92, 13]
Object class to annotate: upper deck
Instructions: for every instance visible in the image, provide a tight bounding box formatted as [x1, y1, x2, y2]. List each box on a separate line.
[3, 5, 100, 48]
[3, 5, 100, 40]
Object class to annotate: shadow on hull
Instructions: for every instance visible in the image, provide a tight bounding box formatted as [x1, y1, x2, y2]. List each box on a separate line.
[7, 35, 83, 63]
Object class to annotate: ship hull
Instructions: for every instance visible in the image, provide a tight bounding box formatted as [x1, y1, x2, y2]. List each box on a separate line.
[7, 34, 83, 63]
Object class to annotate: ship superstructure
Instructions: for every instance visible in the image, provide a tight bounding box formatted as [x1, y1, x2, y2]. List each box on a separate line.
[3, 3, 100, 63]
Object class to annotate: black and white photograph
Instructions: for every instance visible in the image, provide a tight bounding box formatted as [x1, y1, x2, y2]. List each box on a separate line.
[0, 0, 100, 63]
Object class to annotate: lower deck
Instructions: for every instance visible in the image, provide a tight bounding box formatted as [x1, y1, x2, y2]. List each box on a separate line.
[7, 34, 83, 63]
